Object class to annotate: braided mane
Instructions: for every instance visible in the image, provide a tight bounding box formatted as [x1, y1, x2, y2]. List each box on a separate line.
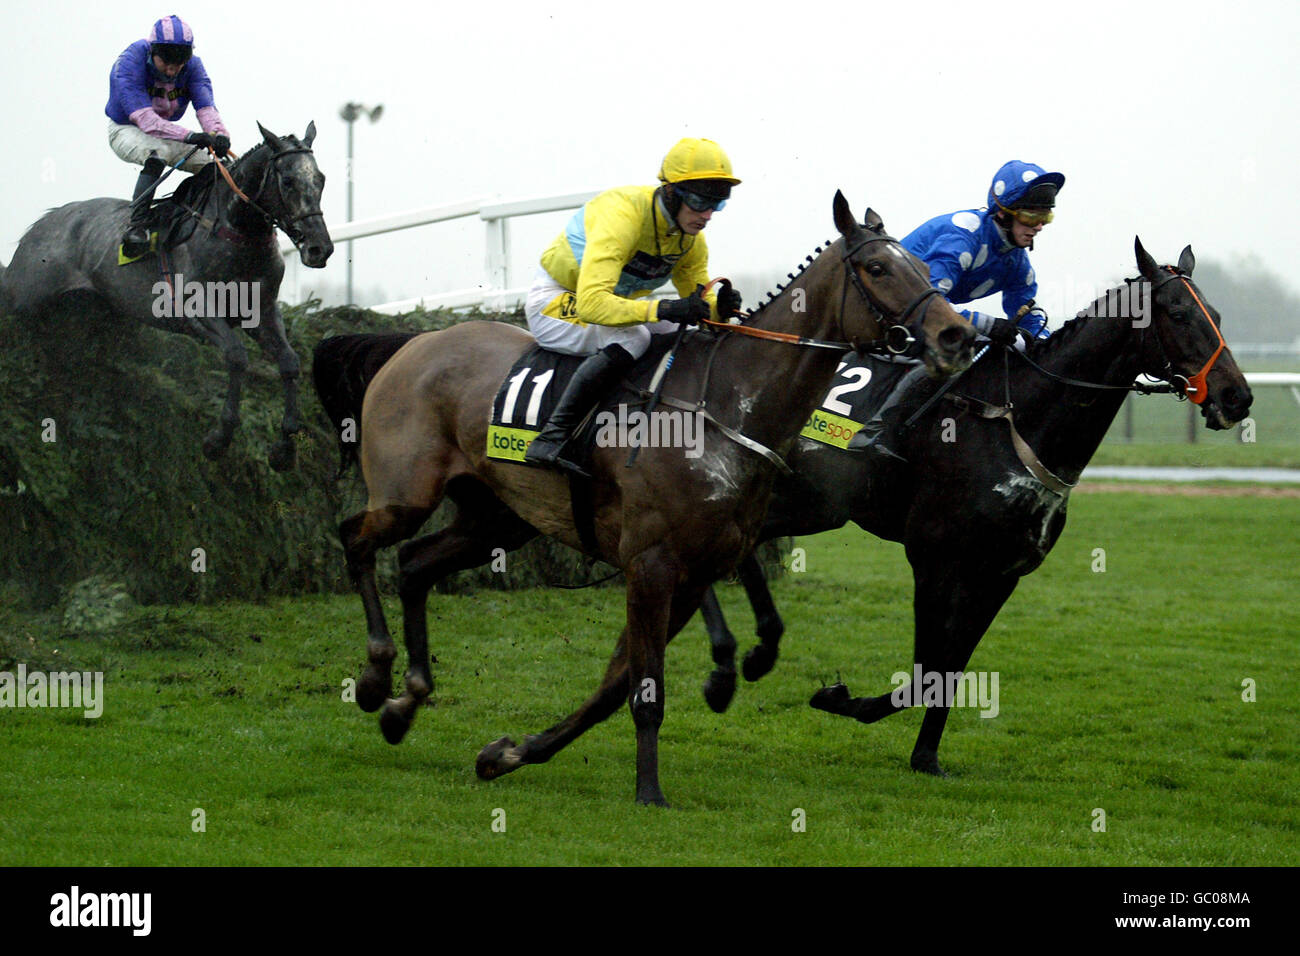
[743, 238, 838, 322]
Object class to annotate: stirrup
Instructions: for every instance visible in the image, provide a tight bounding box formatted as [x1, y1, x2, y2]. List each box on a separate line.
[524, 434, 591, 479]
[847, 424, 907, 462]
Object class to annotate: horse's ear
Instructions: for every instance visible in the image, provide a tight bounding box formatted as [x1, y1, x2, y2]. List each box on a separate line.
[302, 121, 317, 148]
[862, 207, 885, 234]
[1134, 236, 1159, 281]
[258, 122, 284, 151]
[833, 190, 858, 239]
[1178, 245, 1195, 276]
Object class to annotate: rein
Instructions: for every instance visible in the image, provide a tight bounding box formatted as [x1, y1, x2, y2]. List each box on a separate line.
[921, 269, 1224, 492]
[1008, 343, 1173, 395]
[1006, 268, 1222, 402]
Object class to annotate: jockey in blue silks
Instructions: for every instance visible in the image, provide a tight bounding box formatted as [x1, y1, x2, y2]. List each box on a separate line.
[105, 15, 232, 257]
[851, 160, 1064, 457]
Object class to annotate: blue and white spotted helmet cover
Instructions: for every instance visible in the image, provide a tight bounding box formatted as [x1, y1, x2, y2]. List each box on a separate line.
[987, 161, 1065, 210]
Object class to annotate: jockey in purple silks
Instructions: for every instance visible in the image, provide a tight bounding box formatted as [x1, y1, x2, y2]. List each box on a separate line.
[105, 15, 232, 257]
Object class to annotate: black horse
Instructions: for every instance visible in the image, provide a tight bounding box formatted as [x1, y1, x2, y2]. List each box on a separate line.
[697, 238, 1253, 776]
[0, 122, 332, 471]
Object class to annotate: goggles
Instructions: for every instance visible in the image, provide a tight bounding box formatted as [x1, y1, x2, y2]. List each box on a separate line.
[999, 204, 1054, 227]
[676, 185, 727, 212]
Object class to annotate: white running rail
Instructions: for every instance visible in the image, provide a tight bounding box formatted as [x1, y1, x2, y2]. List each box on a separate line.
[278, 190, 597, 312]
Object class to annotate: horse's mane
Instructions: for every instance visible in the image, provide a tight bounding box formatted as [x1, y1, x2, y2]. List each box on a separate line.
[743, 237, 838, 322]
[1022, 277, 1140, 361]
[230, 140, 273, 175]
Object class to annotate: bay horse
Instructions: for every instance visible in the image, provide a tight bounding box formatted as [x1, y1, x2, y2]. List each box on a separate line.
[318, 192, 976, 804]
[695, 238, 1253, 777]
[0, 122, 332, 471]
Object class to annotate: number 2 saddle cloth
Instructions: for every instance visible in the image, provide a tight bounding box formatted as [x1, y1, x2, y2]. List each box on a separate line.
[796, 353, 918, 451]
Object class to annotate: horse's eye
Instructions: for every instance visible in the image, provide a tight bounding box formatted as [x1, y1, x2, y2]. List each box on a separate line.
[1169, 309, 1187, 321]
[867, 263, 886, 278]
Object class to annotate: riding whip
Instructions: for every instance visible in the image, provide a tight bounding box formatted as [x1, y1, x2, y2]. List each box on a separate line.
[129, 144, 204, 209]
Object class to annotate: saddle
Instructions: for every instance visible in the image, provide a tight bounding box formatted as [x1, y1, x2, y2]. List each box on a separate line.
[116, 164, 219, 265]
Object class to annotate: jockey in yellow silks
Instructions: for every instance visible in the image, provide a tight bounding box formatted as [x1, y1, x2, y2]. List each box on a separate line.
[523, 137, 743, 475]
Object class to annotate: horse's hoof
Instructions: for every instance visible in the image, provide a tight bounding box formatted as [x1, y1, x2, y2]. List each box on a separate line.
[476, 736, 519, 780]
[378, 698, 414, 745]
[268, 438, 296, 472]
[911, 750, 949, 778]
[702, 669, 736, 713]
[636, 789, 670, 808]
[356, 666, 390, 713]
[742, 643, 779, 682]
[810, 682, 851, 713]
[202, 430, 231, 460]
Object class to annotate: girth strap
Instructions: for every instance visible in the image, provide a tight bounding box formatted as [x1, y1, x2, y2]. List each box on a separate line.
[946, 394, 1076, 495]
[649, 393, 794, 477]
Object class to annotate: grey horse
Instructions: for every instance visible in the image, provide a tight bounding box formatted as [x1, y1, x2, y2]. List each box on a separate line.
[0, 122, 333, 471]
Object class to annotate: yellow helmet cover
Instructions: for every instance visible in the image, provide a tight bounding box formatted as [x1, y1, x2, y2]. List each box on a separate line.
[658, 138, 741, 186]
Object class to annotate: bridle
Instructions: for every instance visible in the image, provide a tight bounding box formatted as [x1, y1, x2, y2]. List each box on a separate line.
[1145, 267, 1226, 404]
[838, 228, 943, 355]
[1009, 267, 1226, 402]
[213, 143, 326, 247]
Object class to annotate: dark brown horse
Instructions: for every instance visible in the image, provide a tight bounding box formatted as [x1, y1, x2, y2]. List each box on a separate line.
[696, 239, 1253, 776]
[316, 192, 976, 804]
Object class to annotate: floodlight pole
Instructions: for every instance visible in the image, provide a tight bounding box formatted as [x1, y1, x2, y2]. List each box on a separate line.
[339, 101, 383, 305]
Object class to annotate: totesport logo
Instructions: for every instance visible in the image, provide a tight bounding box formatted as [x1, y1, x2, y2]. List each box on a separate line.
[800, 408, 864, 450]
[486, 425, 537, 462]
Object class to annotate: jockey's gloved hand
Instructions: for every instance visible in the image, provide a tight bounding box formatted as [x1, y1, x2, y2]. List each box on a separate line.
[211, 134, 231, 158]
[987, 318, 1021, 345]
[185, 131, 214, 150]
[658, 289, 711, 326]
[1022, 306, 1049, 337]
[716, 278, 743, 319]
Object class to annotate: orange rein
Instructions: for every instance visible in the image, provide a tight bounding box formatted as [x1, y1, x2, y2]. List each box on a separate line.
[210, 146, 252, 203]
[695, 278, 857, 351]
[695, 277, 793, 341]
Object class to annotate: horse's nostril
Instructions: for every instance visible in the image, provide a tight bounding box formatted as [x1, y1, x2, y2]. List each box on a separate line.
[939, 326, 970, 352]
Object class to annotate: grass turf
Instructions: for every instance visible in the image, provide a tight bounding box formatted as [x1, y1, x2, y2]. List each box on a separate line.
[1, 491, 1295, 866]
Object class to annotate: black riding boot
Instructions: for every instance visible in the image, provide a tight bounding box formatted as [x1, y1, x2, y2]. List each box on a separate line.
[524, 343, 636, 478]
[847, 364, 935, 460]
[122, 154, 165, 258]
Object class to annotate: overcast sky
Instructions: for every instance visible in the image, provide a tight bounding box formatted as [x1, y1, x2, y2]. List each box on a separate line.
[3, 0, 1298, 323]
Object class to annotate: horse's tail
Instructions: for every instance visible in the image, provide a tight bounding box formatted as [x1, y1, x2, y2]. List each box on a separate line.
[0, 259, 9, 314]
[311, 331, 422, 479]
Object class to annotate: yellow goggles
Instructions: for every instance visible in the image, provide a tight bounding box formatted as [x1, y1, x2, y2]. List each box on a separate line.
[999, 204, 1054, 226]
